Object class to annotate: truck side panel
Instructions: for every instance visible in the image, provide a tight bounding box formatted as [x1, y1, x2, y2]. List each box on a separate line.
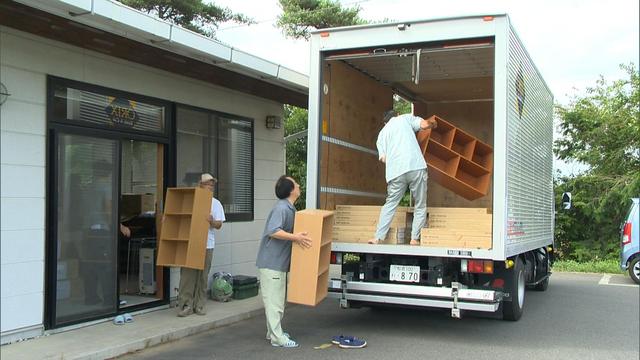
[505, 22, 555, 257]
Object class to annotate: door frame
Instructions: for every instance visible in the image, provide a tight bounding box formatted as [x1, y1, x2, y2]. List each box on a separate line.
[45, 76, 173, 329]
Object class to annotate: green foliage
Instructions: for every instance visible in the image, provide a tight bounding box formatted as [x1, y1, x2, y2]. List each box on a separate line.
[552, 259, 624, 274]
[554, 64, 640, 262]
[555, 64, 639, 175]
[120, 0, 254, 38]
[554, 174, 638, 261]
[284, 105, 309, 210]
[393, 95, 412, 116]
[277, 0, 367, 40]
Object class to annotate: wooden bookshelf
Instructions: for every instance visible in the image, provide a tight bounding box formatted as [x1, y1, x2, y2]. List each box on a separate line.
[417, 115, 493, 200]
[156, 187, 212, 270]
[288, 209, 334, 306]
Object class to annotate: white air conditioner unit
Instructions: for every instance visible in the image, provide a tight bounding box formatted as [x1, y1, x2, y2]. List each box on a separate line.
[139, 248, 156, 294]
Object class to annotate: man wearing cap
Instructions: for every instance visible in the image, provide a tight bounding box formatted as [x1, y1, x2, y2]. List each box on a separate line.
[177, 173, 225, 317]
[368, 110, 437, 246]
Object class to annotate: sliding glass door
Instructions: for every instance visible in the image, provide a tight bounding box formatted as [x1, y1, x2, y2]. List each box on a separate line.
[52, 132, 119, 326]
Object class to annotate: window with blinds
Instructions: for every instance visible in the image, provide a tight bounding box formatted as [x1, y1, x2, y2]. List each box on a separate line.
[50, 83, 166, 134]
[176, 106, 254, 221]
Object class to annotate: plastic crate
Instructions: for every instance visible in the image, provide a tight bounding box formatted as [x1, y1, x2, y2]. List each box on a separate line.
[232, 275, 257, 286]
[232, 282, 259, 300]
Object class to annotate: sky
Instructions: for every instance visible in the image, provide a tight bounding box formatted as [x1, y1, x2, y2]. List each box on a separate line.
[213, 0, 639, 174]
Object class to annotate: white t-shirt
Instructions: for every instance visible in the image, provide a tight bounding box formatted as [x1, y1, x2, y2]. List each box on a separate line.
[376, 113, 427, 183]
[207, 198, 226, 249]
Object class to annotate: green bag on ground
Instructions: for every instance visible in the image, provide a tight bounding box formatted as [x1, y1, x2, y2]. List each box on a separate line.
[210, 272, 233, 302]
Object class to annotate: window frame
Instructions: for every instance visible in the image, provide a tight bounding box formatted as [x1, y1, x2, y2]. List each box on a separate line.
[175, 103, 255, 222]
[47, 76, 171, 138]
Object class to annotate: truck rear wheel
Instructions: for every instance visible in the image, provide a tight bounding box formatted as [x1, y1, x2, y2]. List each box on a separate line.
[503, 258, 525, 321]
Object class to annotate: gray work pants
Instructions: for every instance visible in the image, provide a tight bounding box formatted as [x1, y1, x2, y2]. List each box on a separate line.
[259, 268, 289, 345]
[375, 168, 427, 241]
[178, 248, 214, 311]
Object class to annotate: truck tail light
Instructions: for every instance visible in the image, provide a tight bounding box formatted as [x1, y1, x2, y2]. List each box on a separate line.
[330, 252, 342, 265]
[461, 259, 494, 274]
[622, 222, 632, 245]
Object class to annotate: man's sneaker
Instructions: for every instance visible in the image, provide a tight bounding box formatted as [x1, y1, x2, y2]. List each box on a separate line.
[339, 337, 367, 349]
[194, 307, 206, 316]
[271, 338, 299, 348]
[177, 306, 193, 317]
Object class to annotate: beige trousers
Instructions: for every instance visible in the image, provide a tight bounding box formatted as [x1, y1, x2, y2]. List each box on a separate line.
[178, 249, 214, 311]
[259, 268, 288, 345]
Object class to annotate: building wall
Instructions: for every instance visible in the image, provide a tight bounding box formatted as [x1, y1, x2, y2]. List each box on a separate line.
[0, 26, 285, 339]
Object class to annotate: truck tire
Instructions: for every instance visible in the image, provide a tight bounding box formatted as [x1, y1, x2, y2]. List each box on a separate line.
[629, 257, 640, 285]
[503, 258, 525, 321]
[532, 251, 550, 291]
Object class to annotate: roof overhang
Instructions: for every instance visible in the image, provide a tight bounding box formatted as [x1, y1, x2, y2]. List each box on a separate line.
[0, 0, 309, 108]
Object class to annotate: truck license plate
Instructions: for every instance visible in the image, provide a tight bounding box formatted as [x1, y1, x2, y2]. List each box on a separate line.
[389, 265, 420, 283]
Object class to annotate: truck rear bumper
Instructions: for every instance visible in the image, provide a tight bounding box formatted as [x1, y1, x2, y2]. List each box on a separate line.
[328, 280, 502, 313]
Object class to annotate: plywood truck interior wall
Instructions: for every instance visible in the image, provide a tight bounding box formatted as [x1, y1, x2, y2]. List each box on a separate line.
[319, 39, 495, 213]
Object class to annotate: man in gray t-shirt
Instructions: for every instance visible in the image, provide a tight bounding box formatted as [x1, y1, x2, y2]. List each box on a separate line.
[256, 176, 311, 348]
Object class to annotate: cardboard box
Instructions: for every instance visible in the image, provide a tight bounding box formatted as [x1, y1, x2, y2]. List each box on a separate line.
[420, 207, 492, 249]
[333, 226, 408, 244]
[121, 193, 155, 219]
[334, 205, 410, 228]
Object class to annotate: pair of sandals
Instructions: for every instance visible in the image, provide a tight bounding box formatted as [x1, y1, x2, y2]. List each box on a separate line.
[113, 313, 134, 325]
[331, 335, 367, 349]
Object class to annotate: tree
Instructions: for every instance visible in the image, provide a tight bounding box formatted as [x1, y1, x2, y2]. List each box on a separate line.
[554, 64, 640, 261]
[284, 105, 309, 210]
[555, 64, 639, 175]
[120, 0, 254, 38]
[277, 0, 366, 40]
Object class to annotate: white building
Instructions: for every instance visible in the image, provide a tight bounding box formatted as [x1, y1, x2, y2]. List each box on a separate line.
[0, 0, 308, 343]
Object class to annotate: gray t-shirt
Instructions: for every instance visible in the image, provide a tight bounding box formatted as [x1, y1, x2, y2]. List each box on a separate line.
[255, 199, 296, 272]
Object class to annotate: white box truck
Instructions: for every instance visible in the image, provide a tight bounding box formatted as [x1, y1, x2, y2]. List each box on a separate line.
[305, 14, 554, 321]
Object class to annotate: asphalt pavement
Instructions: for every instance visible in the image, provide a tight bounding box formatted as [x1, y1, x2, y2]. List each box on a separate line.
[121, 273, 639, 360]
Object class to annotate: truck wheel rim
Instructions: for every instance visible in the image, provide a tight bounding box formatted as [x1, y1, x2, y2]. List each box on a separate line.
[517, 270, 525, 309]
[634, 261, 640, 279]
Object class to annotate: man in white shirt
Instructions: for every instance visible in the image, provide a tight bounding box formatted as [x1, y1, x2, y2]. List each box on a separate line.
[368, 110, 437, 245]
[177, 173, 226, 317]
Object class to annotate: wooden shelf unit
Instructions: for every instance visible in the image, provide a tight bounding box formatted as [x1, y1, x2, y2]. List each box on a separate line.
[288, 209, 334, 306]
[156, 187, 212, 269]
[418, 115, 493, 200]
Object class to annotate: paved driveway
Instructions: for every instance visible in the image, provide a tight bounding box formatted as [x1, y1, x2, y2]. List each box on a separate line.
[122, 273, 639, 360]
